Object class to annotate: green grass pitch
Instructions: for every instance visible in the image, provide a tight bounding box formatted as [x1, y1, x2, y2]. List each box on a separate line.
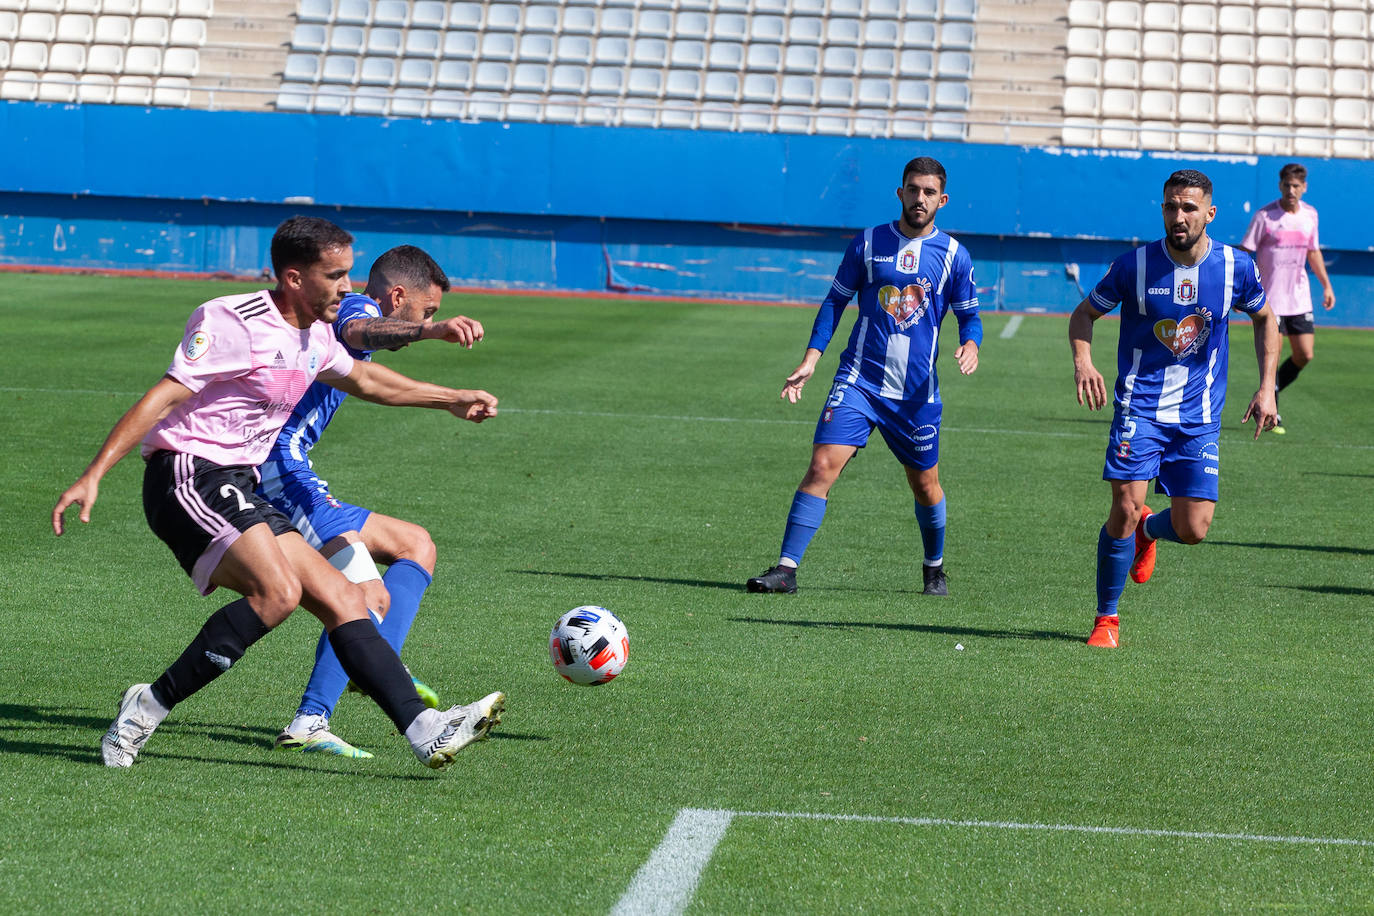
[3, 273, 1372, 912]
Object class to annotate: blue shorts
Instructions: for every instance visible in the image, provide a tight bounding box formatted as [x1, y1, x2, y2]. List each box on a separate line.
[814, 381, 942, 470]
[1102, 414, 1220, 501]
[257, 456, 371, 550]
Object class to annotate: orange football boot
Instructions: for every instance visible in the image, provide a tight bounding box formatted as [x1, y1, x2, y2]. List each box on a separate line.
[1130, 505, 1157, 584]
[1087, 614, 1120, 648]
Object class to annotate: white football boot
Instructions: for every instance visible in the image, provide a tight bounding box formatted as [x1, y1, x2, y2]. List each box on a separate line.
[406, 691, 505, 769]
[101, 684, 163, 768]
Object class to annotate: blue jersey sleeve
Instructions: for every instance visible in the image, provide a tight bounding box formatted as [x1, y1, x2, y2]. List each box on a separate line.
[948, 247, 982, 347]
[806, 233, 865, 352]
[1088, 252, 1134, 314]
[1233, 248, 1267, 314]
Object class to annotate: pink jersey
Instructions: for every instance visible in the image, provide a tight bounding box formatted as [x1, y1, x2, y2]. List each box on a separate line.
[143, 290, 355, 466]
[1240, 200, 1320, 316]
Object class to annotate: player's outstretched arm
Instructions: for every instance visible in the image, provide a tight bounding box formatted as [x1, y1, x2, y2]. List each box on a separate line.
[780, 348, 824, 404]
[1241, 304, 1280, 439]
[53, 376, 194, 535]
[341, 315, 484, 351]
[327, 360, 498, 422]
[1068, 300, 1107, 411]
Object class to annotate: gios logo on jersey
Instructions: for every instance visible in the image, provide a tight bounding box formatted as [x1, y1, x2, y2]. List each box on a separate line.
[878, 279, 933, 330]
[1153, 307, 1212, 359]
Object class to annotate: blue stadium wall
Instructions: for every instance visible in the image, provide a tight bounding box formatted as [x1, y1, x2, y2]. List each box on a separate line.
[2, 101, 1371, 326]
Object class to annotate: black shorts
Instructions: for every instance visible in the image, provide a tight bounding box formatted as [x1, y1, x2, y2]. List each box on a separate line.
[143, 450, 295, 596]
[1277, 312, 1315, 336]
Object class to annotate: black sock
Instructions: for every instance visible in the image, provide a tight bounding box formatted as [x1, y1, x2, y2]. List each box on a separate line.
[1276, 357, 1302, 392]
[150, 599, 271, 709]
[328, 618, 426, 732]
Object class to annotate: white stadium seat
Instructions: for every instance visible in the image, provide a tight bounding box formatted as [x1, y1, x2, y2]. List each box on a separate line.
[1256, 8, 1292, 35]
[1218, 34, 1254, 64]
[352, 87, 390, 116]
[862, 48, 897, 76]
[442, 32, 477, 59]
[1293, 9, 1330, 37]
[1179, 33, 1216, 62]
[631, 37, 665, 66]
[865, 19, 899, 48]
[359, 56, 396, 85]
[1068, 0, 1105, 27]
[703, 71, 739, 100]
[19, 11, 56, 41]
[742, 73, 778, 102]
[373, 0, 409, 27]
[1332, 68, 1369, 98]
[788, 16, 822, 44]
[937, 51, 973, 79]
[1066, 28, 1102, 57]
[163, 47, 198, 76]
[822, 46, 858, 76]
[411, 1, 447, 30]
[1140, 89, 1174, 119]
[283, 53, 320, 82]
[520, 34, 555, 62]
[86, 45, 124, 74]
[1063, 86, 1100, 117]
[1216, 93, 1254, 124]
[1218, 5, 1254, 34]
[1142, 31, 1178, 60]
[626, 67, 662, 96]
[1217, 64, 1254, 93]
[329, 26, 365, 55]
[858, 77, 893, 108]
[1255, 94, 1293, 126]
[1179, 4, 1216, 32]
[897, 79, 932, 109]
[115, 75, 153, 106]
[153, 76, 191, 107]
[1256, 36, 1293, 66]
[1104, 29, 1141, 58]
[1255, 66, 1292, 94]
[476, 60, 514, 90]
[1178, 91, 1215, 122]
[670, 39, 704, 68]
[321, 54, 358, 83]
[1180, 62, 1216, 92]
[1293, 96, 1331, 127]
[1332, 97, 1369, 128]
[124, 45, 161, 75]
[675, 12, 709, 40]
[448, 2, 482, 31]
[48, 42, 86, 72]
[1293, 37, 1329, 67]
[1142, 2, 1177, 30]
[819, 75, 854, 106]
[1294, 66, 1330, 96]
[56, 13, 94, 42]
[1332, 38, 1369, 68]
[79, 73, 116, 104]
[512, 62, 549, 92]
[900, 49, 934, 79]
[292, 24, 327, 53]
[334, 0, 370, 27]
[709, 41, 743, 69]
[297, 0, 332, 22]
[664, 69, 701, 98]
[1102, 58, 1138, 88]
[1105, 1, 1142, 29]
[638, 10, 673, 39]
[1140, 60, 1177, 90]
[1330, 10, 1368, 39]
[435, 60, 471, 89]
[935, 81, 971, 111]
[943, 0, 976, 21]
[482, 32, 517, 62]
[169, 18, 207, 46]
[405, 30, 441, 59]
[10, 40, 46, 70]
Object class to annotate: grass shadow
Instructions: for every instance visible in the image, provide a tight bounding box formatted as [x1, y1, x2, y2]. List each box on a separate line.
[513, 569, 922, 595]
[1266, 584, 1374, 598]
[730, 616, 1081, 643]
[1209, 540, 1374, 558]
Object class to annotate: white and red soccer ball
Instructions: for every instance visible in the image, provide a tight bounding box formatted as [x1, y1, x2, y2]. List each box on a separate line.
[550, 606, 629, 685]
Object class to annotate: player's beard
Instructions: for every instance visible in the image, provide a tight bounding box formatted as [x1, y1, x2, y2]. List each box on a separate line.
[904, 206, 932, 233]
[1166, 227, 1204, 253]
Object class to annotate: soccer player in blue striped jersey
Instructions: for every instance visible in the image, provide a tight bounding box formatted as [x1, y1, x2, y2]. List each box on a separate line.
[747, 156, 983, 597]
[259, 245, 496, 755]
[1069, 169, 1280, 648]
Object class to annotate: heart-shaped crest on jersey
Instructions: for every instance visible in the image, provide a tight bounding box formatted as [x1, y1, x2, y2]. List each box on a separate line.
[1154, 314, 1205, 357]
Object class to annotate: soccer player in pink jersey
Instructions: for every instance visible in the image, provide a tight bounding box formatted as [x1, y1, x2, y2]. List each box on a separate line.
[1239, 163, 1336, 434]
[53, 216, 506, 770]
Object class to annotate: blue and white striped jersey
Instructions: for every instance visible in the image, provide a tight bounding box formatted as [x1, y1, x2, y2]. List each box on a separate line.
[265, 292, 381, 464]
[809, 222, 981, 405]
[1089, 238, 1266, 432]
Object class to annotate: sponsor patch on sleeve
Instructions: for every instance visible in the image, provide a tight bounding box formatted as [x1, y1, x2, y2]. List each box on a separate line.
[184, 330, 210, 361]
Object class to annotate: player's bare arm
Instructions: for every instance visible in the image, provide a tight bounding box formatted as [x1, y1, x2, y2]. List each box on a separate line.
[1068, 299, 1107, 410]
[341, 314, 484, 351]
[1241, 304, 1281, 439]
[953, 340, 979, 375]
[327, 359, 498, 421]
[53, 376, 194, 535]
[1306, 250, 1336, 310]
[781, 348, 824, 403]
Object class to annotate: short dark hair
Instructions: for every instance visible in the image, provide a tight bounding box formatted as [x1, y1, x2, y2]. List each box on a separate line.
[1163, 168, 1213, 198]
[1279, 162, 1307, 183]
[367, 245, 451, 294]
[270, 216, 353, 276]
[902, 156, 947, 191]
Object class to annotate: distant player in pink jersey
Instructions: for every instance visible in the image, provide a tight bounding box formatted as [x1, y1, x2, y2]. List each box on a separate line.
[53, 216, 506, 770]
[1240, 163, 1335, 434]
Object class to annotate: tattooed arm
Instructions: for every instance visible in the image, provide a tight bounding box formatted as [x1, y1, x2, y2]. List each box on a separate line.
[341, 314, 484, 352]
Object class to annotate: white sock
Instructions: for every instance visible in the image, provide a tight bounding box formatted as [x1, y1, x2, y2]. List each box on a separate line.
[404, 708, 440, 745]
[140, 687, 171, 723]
[777, 558, 798, 569]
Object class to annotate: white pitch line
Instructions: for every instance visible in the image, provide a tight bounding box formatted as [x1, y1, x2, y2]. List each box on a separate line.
[610, 808, 733, 916]
[611, 806, 1373, 916]
[999, 314, 1024, 339]
[731, 809, 1374, 849]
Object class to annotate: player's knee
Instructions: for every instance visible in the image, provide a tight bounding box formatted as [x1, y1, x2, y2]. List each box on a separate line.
[250, 574, 303, 625]
[1175, 517, 1211, 544]
[402, 528, 437, 573]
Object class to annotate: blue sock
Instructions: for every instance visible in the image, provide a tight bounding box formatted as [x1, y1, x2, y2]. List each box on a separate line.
[779, 491, 827, 565]
[296, 561, 432, 719]
[1144, 508, 1183, 544]
[1096, 526, 1134, 617]
[297, 628, 351, 719]
[914, 497, 946, 566]
[377, 559, 432, 654]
